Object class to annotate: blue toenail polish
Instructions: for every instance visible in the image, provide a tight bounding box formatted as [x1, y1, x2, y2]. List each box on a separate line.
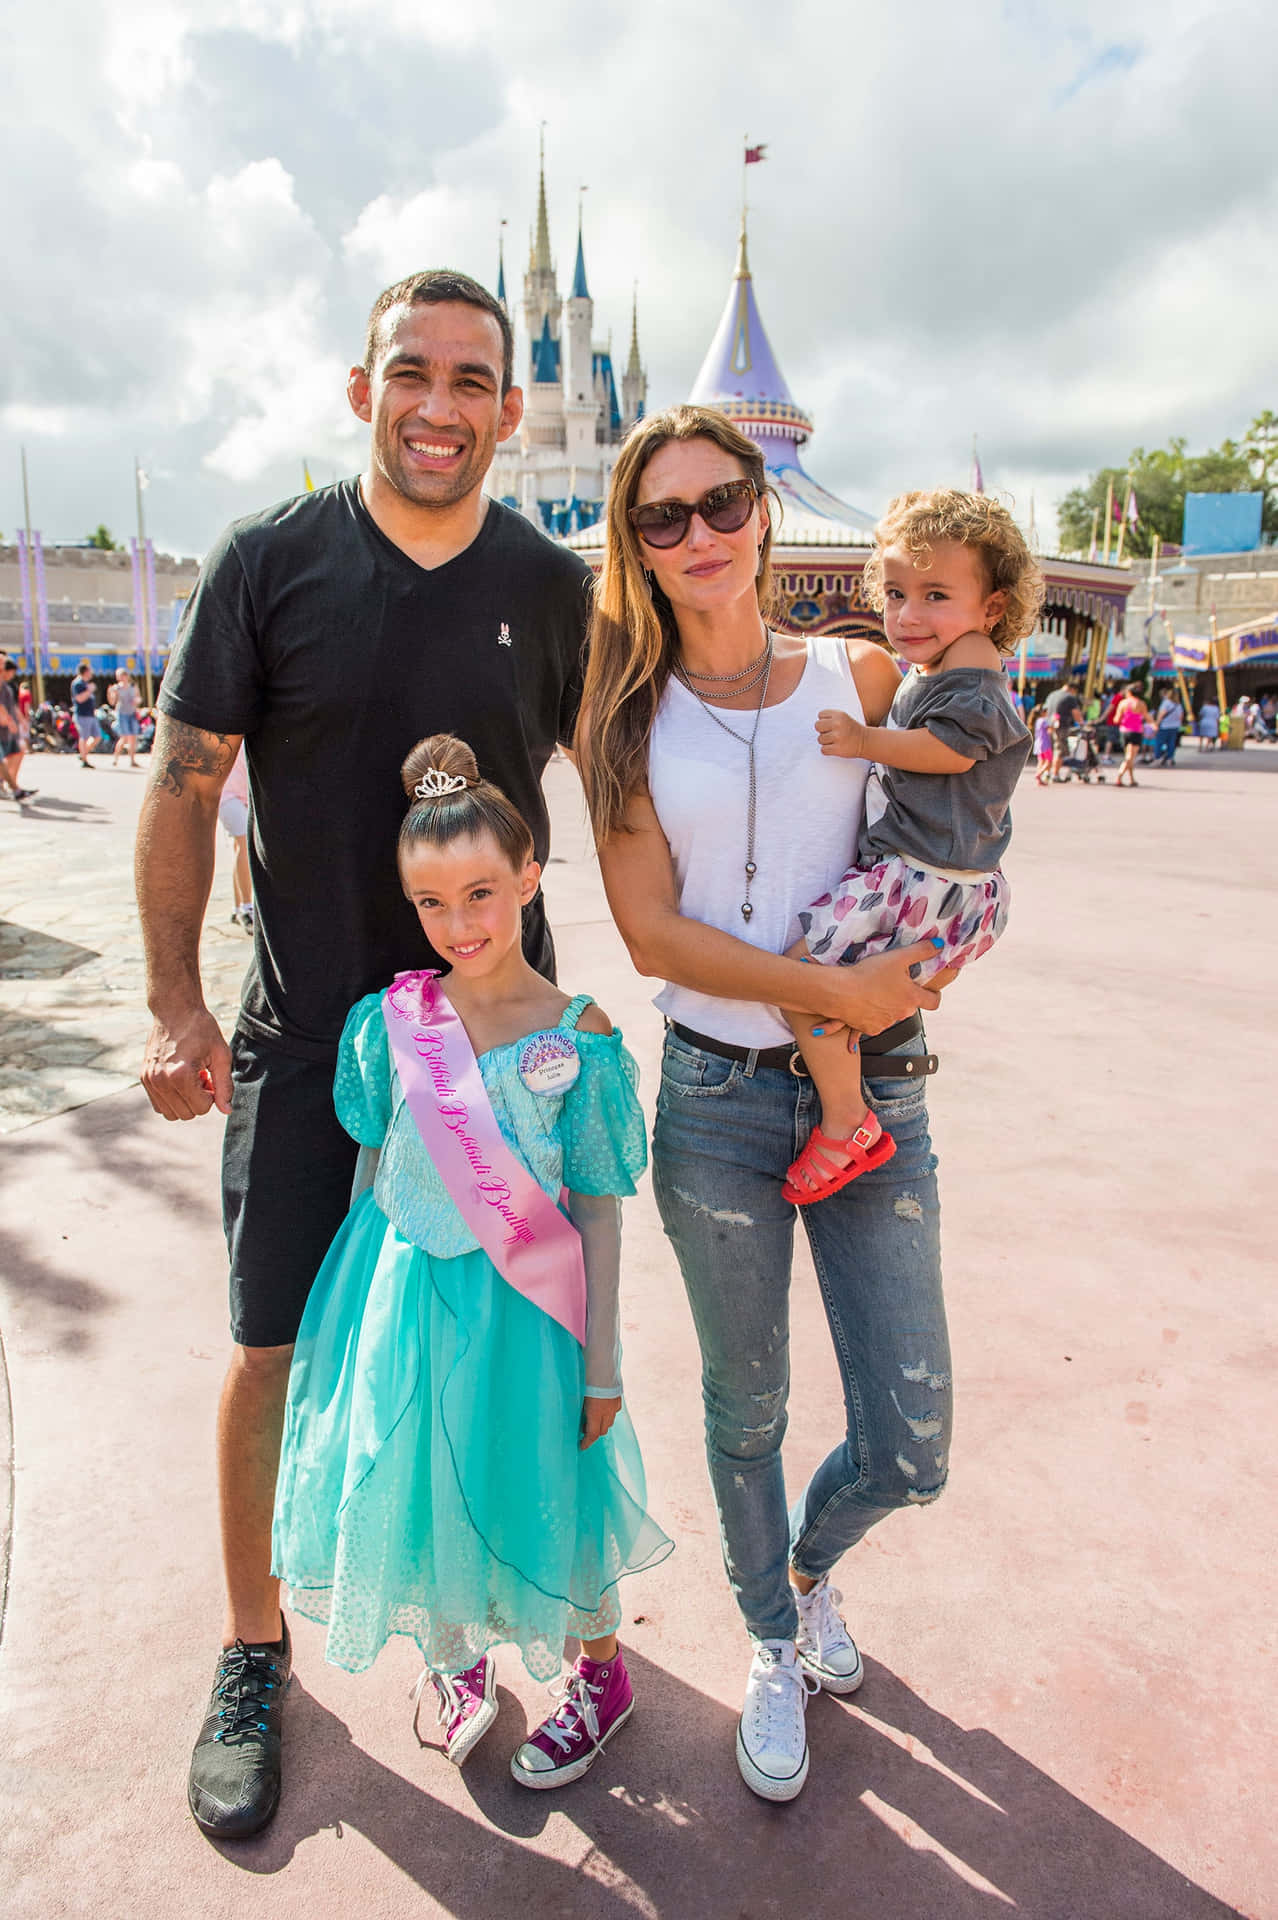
[812, 1026, 825, 1037]
[930, 936, 945, 949]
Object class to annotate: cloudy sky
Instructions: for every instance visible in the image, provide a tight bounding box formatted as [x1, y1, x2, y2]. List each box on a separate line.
[4, 0, 1275, 558]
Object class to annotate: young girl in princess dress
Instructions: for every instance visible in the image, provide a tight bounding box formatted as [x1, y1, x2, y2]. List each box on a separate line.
[271, 734, 670, 1786]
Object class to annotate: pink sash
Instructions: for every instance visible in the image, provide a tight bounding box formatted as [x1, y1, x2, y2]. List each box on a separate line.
[382, 970, 587, 1346]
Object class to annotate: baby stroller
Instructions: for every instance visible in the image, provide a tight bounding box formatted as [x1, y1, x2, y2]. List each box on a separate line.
[1062, 723, 1105, 783]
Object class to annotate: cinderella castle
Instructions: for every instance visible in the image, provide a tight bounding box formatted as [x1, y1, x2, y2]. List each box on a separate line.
[486, 143, 646, 536]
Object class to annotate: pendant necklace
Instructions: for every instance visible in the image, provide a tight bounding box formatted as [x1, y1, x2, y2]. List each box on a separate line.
[673, 630, 774, 921]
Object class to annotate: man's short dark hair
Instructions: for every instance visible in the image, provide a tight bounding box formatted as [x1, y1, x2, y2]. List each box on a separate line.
[363, 271, 514, 394]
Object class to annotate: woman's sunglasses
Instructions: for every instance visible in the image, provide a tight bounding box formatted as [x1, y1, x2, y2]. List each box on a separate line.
[628, 478, 759, 550]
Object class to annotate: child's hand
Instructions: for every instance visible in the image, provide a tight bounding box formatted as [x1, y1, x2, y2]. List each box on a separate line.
[580, 1395, 622, 1450]
[816, 708, 867, 759]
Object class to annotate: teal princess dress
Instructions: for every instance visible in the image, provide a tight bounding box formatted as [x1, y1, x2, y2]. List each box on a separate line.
[271, 992, 671, 1682]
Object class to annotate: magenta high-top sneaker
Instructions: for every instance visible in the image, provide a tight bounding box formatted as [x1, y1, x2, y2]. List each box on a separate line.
[413, 1654, 498, 1766]
[510, 1651, 634, 1789]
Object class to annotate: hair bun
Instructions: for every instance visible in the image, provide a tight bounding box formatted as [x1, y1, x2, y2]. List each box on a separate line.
[401, 733, 480, 801]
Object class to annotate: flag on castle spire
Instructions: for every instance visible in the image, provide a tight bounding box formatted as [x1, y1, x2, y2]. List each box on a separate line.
[745, 142, 767, 164]
[971, 437, 984, 494]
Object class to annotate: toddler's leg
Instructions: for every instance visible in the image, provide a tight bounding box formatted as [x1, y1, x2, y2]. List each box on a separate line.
[780, 945, 870, 1143]
[779, 942, 892, 1205]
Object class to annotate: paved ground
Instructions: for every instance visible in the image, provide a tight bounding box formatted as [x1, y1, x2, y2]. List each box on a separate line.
[1, 743, 1275, 1919]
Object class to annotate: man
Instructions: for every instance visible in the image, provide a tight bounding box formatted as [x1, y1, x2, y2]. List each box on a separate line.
[135, 269, 592, 1840]
[1153, 689, 1183, 765]
[70, 657, 101, 768]
[1044, 678, 1083, 782]
[0, 657, 36, 802]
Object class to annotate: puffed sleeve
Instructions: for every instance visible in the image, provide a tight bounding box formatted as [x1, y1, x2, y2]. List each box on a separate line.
[332, 993, 393, 1147]
[560, 1031, 648, 1197]
[915, 671, 1029, 762]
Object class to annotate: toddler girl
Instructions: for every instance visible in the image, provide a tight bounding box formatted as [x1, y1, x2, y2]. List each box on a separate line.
[272, 734, 670, 1784]
[782, 490, 1040, 1203]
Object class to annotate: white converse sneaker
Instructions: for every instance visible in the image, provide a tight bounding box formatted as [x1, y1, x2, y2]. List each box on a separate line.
[793, 1575, 864, 1694]
[736, 1639, 818, 1802]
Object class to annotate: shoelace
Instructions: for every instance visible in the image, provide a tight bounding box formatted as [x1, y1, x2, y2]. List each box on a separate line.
[745, 1648, 819, 1740]
[539, 1670, 605, 1756]
[799, 1581, 852, 1656]
[212, 1641, 280, 1744]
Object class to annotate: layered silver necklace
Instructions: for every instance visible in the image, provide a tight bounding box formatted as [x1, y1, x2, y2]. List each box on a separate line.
[673, 629, 775, 922]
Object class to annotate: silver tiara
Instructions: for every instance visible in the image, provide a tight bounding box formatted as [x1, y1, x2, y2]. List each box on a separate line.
[414, 768, 469, 800]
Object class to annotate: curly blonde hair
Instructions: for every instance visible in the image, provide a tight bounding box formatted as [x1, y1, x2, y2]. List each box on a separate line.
[862, 489, 1043, 654]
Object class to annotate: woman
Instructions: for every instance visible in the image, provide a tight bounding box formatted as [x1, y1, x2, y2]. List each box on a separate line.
[1113, 682, 1148, 787]
[110, 669, 141, 767]
[577, 406, 950, 1804]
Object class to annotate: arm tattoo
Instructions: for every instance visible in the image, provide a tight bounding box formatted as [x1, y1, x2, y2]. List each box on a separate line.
[151, 717, 239, 799]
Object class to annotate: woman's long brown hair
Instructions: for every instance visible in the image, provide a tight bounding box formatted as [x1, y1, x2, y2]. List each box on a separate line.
[577, 405, 779, 844]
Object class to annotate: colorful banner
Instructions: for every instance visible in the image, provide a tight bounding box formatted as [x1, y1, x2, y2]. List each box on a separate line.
[1228, 621, 1278, 666]
[1171, 635, 1211, 672]
[32, 533, 50, 678]
[16, 529, 33, 670]
[145, 539, 159, 677]
[129, 537, 146, 665]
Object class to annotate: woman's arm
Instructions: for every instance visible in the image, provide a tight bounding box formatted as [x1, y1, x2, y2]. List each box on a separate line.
[846, 636, 902, 725]
[597, 789, 940, 1033]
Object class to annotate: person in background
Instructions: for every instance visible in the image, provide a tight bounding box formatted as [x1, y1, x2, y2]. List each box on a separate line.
[1153, 689, 1183, 765]
[1044, 678, 1082, 782]
[1031, 702, 1054, 785]
[1113, 681, 1148, 788]
[218, 743, 254, 933]
[1196, 697, 1220, 751]
[1, 657, 37, 802]
[110, 669, 142, 768]
[70, 658, 100, 768]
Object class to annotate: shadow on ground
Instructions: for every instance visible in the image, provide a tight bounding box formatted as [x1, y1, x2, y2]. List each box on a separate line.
[214, 1653, 1239, 1919]
[0, 1089, 219, 1355]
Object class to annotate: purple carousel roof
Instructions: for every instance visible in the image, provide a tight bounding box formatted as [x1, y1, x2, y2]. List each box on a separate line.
[689, 217, 814, 460]
[686, 214, 875, 547]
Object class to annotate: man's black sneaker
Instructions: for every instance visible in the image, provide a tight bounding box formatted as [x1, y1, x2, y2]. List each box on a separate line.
[187, 1620, 292, 1839]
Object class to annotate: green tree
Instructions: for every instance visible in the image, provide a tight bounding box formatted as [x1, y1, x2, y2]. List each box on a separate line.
[1057, 429, 1260, 558]
[86, 524, 121, 550]
[1242, 410, 1278, 536]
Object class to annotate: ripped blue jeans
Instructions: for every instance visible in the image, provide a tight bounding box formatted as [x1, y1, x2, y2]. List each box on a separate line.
[652, 1026, 951, 1644]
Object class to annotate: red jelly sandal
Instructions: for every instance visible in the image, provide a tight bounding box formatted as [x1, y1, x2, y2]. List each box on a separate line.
[781, 1115, 896, 1206]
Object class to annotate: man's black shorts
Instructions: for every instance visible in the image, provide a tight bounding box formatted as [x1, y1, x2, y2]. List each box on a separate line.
[222, 1025, 359, 1348]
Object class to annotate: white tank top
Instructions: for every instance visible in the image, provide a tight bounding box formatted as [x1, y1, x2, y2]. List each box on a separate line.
[649, 633, 870, 1046]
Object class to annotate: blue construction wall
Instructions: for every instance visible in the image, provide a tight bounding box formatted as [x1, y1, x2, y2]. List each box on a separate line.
[1182, 492, 1263, 555]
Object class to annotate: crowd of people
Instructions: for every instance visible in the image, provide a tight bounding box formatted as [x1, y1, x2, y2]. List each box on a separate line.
[1021, 676, 1275, 787]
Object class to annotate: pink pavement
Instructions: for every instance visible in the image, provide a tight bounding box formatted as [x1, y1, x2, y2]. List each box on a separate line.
[0, 751, 1274, 1918]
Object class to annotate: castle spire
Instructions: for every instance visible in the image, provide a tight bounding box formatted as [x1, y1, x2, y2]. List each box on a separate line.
[532, 126, 553, 275]
[625, 287, 642, 379]
[735, 207, 750, 280]
[621, 283, 647, 429]
[571, 191, 590, 300]
[496, 221, 508, 312]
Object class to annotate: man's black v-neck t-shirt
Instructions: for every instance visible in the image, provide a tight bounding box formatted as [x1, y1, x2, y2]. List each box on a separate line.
[160, 481, 592, 1058]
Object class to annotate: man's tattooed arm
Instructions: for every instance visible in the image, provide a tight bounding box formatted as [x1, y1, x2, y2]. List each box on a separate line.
[149, 715, 240, 799]
[136, 716, 244, 1023]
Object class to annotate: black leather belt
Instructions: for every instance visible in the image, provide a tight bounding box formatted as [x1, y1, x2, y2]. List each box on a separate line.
[668, 1010, 938, 1080]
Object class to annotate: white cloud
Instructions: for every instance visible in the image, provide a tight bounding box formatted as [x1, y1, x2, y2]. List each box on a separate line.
[1, 0, 1275, 556]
